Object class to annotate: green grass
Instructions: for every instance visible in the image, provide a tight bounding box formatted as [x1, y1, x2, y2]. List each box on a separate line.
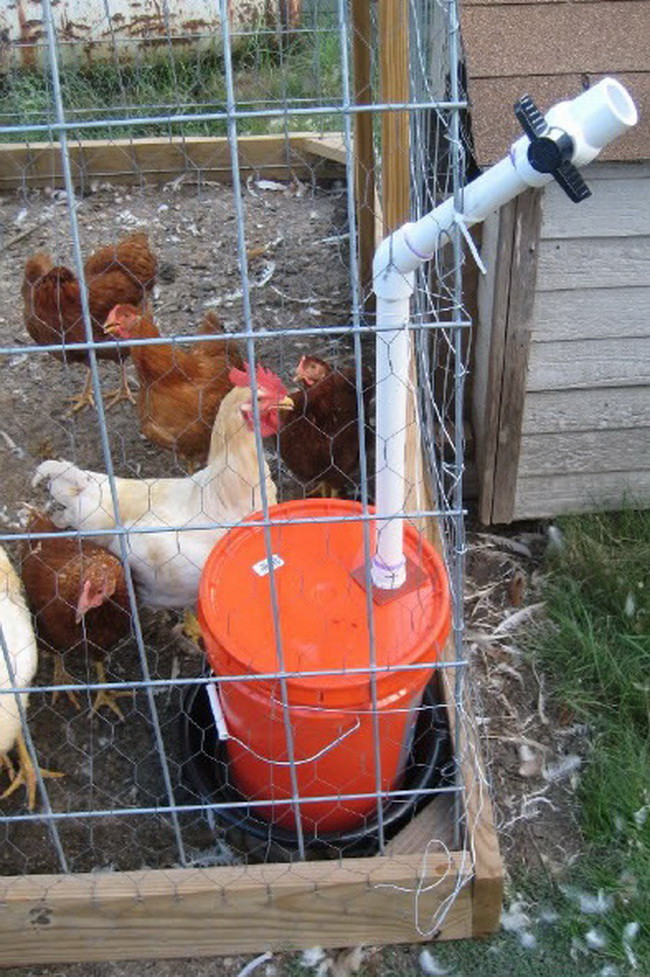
[524, 508, 650, 972]
[0, 29, 343, 142]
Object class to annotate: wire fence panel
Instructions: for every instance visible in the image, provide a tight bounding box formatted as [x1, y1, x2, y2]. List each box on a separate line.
[0, 0, 479, 940]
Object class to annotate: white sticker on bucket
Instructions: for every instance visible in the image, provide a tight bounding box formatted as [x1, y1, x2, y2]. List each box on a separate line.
[252, 554, 285, 576]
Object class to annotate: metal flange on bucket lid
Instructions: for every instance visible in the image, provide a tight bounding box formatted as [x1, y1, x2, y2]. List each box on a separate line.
[198, 499, 451, 708]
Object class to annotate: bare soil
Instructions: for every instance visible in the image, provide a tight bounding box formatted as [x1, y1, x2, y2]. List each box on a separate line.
[0, 177, 358, 875]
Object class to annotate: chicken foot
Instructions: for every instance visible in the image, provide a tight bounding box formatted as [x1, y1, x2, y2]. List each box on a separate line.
[307, 482, 340, 499]
[50, 652, 81, 710]
[67, 369, 95, 414]
[181, 609, 203, 646]
[104, 363, 137, 410]
[0, 732, 64, 811]
[92, 661, 134, 720]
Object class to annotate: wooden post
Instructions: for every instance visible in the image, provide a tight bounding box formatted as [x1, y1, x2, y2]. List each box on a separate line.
[351, 0, 376, 302]
[379, 0, 411, 234]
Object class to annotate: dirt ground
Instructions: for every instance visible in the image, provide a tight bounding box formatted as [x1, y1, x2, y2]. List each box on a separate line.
[0, 176, 360, 875]
[0, 179, 588, 974]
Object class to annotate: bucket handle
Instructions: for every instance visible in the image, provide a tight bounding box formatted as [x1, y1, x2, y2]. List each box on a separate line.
[206, 682, 361, 766]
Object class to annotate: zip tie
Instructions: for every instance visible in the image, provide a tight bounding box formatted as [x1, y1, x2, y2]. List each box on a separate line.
[453, 211, 487, 275]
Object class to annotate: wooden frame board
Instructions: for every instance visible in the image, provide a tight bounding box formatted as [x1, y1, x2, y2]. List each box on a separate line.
[0, 133, 346, 190]
[0, 632, 501, 965]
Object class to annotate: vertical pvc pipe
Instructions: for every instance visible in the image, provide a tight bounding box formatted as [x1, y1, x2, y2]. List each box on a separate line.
[371, 296, 412, 590]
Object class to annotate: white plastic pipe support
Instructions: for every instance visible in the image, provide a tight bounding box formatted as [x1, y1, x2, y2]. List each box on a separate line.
[371, 293, 412, 590]
[371, 77, 637, 589]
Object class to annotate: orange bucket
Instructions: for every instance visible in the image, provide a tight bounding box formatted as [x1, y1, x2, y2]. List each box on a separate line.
[198, 499, 451, 833]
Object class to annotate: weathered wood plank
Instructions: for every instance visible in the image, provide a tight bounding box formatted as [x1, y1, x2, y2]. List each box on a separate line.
[491, 189, 543, 524]
[541, 173, 650, 239]
[379, 0, 410, 234]
[351, 0, 377, 303]
[0, 135, 346, 190]
[527, 337, 650, 391]
[439, 641, 504, 938]
[473, 204, 517, 523]
[532, 286, 650, 342]
[518, 428, 650, 477]
[513, 470, 650, 520]
[0, 855, 473, 965]
[522, 386, 650, 434]
[536, 236, 650, 291]
[300, 135, 347, 166]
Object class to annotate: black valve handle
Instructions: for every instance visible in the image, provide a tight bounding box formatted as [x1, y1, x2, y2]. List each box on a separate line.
[514, 94, 591, 203]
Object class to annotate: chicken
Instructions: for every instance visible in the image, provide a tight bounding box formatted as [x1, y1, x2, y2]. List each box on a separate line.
[20, 513, 132, 718]
[0, 545, 62, 810]
[22, 233, 157, 412]
[33, 364, 293, 609]
[102, 303, 243, 470]
[279, 355, 373, 498]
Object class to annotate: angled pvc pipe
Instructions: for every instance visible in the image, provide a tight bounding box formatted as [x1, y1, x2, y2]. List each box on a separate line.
[371, 77, 638, 589]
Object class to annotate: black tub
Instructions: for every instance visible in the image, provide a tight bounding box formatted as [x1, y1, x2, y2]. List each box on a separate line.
[179, 679, 453, 858]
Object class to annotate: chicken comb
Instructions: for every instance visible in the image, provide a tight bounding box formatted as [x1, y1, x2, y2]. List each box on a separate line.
[229, 363, 287, 399]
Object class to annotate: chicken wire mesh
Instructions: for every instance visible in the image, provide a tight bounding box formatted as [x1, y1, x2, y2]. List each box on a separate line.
[0, 0, 485, 940]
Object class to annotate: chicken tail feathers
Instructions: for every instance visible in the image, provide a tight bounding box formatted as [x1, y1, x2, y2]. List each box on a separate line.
[23, 252, 55, 285]
[32, 460, 103, 530]
[196, 312, 243, 367]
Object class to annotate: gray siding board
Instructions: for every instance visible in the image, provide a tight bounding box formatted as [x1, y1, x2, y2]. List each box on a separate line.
[513, 470, 650, 520]
[532, 286, 650, 342]
[522, 387, 650, 433]
[517, 428, 650, 477]
[541, 172, 650, 239]
[537, 236, 650, 290]
[527, 337, 650, 391]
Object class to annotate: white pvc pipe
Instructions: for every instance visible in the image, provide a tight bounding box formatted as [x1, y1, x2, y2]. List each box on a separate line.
[371, 77, 638, 589]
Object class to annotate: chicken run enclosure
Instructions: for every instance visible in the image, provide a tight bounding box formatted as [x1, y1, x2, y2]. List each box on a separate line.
[0, 0, 504, 963]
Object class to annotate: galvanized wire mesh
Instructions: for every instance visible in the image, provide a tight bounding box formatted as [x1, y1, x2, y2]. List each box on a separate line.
[0, 0, 481, 937]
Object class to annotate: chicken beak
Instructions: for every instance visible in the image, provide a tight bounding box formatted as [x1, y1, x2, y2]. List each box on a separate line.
[103, 315, 119, 336]
[277, 395, 294, 411]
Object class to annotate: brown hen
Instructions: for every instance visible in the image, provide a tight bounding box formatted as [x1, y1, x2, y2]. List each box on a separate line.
[103, 303, 243, 470]
[20, 512, 133, 718]
[22, 232, 157, 412]
[279, 355, 373, 498]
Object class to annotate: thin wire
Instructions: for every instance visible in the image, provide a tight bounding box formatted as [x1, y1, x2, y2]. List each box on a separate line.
[0, 657, 469, 699]
[0, 783, 462, 827]
[446, 0, 468, 852]
[0, 624, 68, 871]
[0, 317, 472, 357]
[40, 0, 188, 867]
[0, 100, 469, 137]
[0, 508, 465, 545]
[216, 0, 306, 859]
[335, 0, 386, 854]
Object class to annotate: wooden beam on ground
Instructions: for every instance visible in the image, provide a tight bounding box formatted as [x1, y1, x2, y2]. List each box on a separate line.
[0, 134, 346, 191]
[0, 846, 472, 965]
[439, 640, 504, 939]
[300, 134, 347, 166]
[351, 0, 377, 303]
[379, 0, 411, 234]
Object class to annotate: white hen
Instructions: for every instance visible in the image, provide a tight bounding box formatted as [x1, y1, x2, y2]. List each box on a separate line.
[33, 367, 292, 608]
[0, 545, 62, 809]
